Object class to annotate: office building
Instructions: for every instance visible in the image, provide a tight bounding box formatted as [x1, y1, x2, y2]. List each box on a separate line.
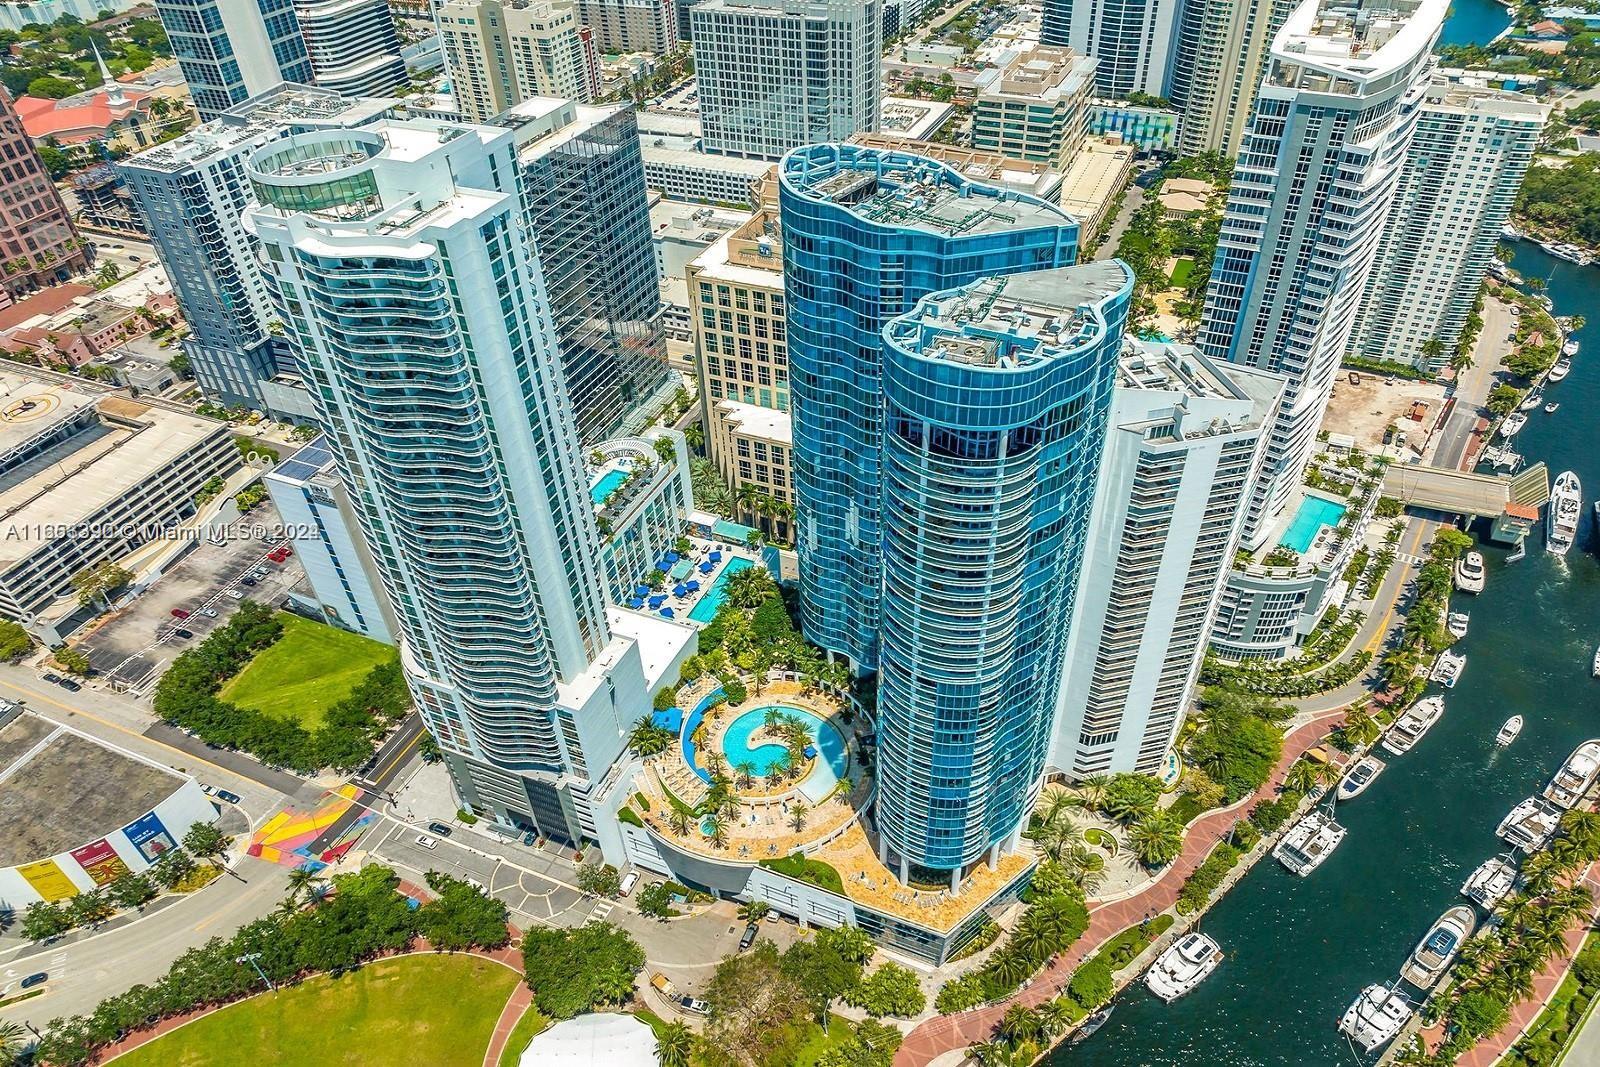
[1168, 0, 1294, 156]
[635, 115, 771, 203]
[0, 372, 238, 641]
[264, 437, 397, 643]
[780, 142, 1078, 671]
[1196, 0, 1443, 549]
[687, 199, 794, 539]
[1350, 80, 1548, 373]
[971, 46, 1095, 170]
[1051, 340, 1283, 778]
[152, 0, 315, 119]
[435, 0, 600, 122]
[0, 89, 87, 296]
[120, 87, 394, 415]
[1058, 136, 1135, 243]
[293, 0, 409, 98]
[874, 262, 1129, 883]
[577, 0, 677, 52]
[500, 98, 669, 443]
[692, 0, 881, 159]
[1043, 0, 1180, 99]
[246, 116, 690, 846]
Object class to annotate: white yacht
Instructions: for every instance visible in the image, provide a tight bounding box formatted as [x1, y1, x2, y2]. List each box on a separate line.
[1500, 412, 1527, 439]
[1446, 612, 1470, 640]
[1593, 645, 1600, 678]
[1455, 551, 1486, 594]
[1497, 716, 1523, 746]
[1543, 740, 1600, 809]
[1338, 755, 1386, 800]
[1340, 984, 1412, 1053]
[1498, 796, 1563, 850]
[1382, 696, 1445, 756]
[1563, 338, 1580, 357]
[1548, 471, 1582, 555]
[1430, 649, 1467, 688]
[1546, 402, 1561, 414]
[1462, 857, 1518, 910]
[1400, 906, 1476, 990]
[1274, 808, 1347, 876]
[1520, 386, 1545, 411]
[1145, 933, 1223, 1002]
[1550, 357, 1573, 382]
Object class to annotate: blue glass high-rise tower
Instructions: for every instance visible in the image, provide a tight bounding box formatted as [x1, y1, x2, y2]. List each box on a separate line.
[875, 263, 1130, 882]
[779, 143, 1079, 672]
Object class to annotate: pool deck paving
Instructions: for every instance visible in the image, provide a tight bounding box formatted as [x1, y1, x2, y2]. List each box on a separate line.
[892, 704, 1353, 1067]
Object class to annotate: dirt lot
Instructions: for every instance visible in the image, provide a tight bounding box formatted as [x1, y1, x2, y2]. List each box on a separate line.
[74, 505, 306, 693]
[1323, 371, 1448, 456]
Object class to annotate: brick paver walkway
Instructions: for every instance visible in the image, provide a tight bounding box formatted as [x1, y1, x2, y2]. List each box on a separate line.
[482, 982, 535, 1067]
[893, 707, 1350, 1067]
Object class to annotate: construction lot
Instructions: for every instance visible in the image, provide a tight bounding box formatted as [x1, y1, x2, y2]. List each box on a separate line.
[1323, 371, 1448, 456]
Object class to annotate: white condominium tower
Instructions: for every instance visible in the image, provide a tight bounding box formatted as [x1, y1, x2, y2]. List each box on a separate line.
[1167, 0, 1295, 156]
[691, 0, 880, 159]
[246, 118, 671, 847]
[1052, 340, 1284, 777]
[435, 0, 600, 121]
[293, 0, 408, 97]
[1349, 78, 1548, 373]
[1195, 0, 1444, 548]
[1041, 0, 1180, 99]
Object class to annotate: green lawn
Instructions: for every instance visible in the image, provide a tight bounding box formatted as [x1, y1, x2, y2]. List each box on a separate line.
[116, 955, 519, 1067]
[219, 613, 396, 728]
[1169, 257, 1196, 288]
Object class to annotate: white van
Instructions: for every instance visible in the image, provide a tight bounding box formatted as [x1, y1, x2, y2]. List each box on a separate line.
[619, 871, 640, 897]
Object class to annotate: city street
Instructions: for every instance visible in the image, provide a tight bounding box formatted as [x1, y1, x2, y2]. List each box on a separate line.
[1434, 295, 1514, 470]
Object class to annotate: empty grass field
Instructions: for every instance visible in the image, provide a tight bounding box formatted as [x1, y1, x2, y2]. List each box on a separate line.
[1169, 257, 1196, 288]
[218, 613, 395, 728]
[115, 955, 519, 1067]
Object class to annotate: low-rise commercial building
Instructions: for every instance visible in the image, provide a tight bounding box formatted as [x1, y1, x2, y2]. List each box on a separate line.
[1058, 136, 1135, 242]
[1089, 100, 1180, 152]
[972, 46, 1096, 169]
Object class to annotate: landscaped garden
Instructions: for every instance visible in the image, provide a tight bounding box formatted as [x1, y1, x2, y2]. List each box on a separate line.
[219, 613, 395, 727]
[154, 603, 410, 772]
[114, 954, 520, 1067]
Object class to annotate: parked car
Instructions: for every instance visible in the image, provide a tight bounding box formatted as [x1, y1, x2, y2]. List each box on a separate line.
[200, 784, 216, 796]
[241, 577, 257, 587]
[619, 871, 639, 896]
[225, 589, 244, 600]
[57, 677, 81, 692]
[172, 628, 193, 639]
[739, 922, 759, 951]
[427, 822, 454, 838]
[522, 831, 537, 846]
[201, 608, 218, 618]
[42, 672, 61, 684]
[415, 834, 438, 850]
[19, 973, 47, 989]
[216, 789, 242, 805]
[171, 608, 190, 619]
[680, 996, 710, 1016]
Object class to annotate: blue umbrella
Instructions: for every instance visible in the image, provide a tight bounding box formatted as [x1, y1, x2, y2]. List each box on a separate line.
[649, 594, 666, 608]
[686, 580, 700, 592]
[708, 550, 723, 563]
[665, 552, 679, 564]
[628, 597, 644, 609]
[633, 584, 649, 597]
[660, 606, 675, 618]
[673, 583, 688, 597]
[699, 562, 714, 574]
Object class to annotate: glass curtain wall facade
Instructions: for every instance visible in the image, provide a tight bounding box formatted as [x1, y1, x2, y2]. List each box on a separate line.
[155, 0, 316, 120]
[778, 143, 1079, 673]
[876, 263, 1130, 881]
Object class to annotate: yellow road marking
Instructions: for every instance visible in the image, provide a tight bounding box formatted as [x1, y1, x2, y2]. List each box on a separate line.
[1363, 521, 1433, 656]
[371, 731, 421, 787]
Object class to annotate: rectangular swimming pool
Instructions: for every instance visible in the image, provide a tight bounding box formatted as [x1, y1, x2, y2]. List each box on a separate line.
[1279, 495, 1349, 553]
[689, 557, 753, 623]
[589, 468, 627, 505]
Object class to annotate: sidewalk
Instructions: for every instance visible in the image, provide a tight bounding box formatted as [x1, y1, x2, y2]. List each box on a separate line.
[893, 706, 1351, 1067]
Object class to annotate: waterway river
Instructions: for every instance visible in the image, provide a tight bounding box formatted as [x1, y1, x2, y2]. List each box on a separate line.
[1048, 255, 1600, 1063]
[1438, 0, 1512, 48]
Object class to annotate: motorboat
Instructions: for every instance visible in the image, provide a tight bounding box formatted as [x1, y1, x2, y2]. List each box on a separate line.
[1338, 755, 1386, 800]
[1498, 796, 1562, 850]
[1340, 984, 1412, 1053]
[1546, 402, 1561, 414]
[1543, 740, 1600, 809]
[1548, 471, 1582, 555]
[1563, 338, 1580, 357]
[1500, 412, 1527, 439]
[1550, 358, 1573, 382]
[1546, 242, 1593, 265]
[1502, 223, 1523, 241]
[1273, 808, 1347, 876]
[1382, 696, 1445, 756]
[1446, 612, 1470, 640]
[1497, 716, 1523, 746]
[1593, 645, 1600, 678]
[1430, 649, 1467, 688]
[1462, 857, 1517, 910]
[1070, 1005, 1114, 1045]
[1455, 551, 1486, 594]
[1400, 906, 1476, 989]
[1145, 933, 1223, 1002]
[1520, 386, 1544, 411]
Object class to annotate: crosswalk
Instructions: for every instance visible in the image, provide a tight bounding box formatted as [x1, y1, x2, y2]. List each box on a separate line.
[590, 899, 614, 921]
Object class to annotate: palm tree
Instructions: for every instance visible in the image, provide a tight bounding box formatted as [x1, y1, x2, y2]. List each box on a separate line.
[996, 1003, 1043, 1045]
[0, 1020, 26, 1067]
[986, 948, 1035, 990]
[628, 716, 672, 758]
[668, 805, 693, 837]
[967, 1040, 1010, 1067]
[1314, 760, 1343, 791]
[1035, 789, 1078, 828]
[707, 813, 729, 849]
[789, 801, 808, 833]
[1038, 998, 1076, 1037]
[1283, 759, 1318, 797]
[655, 1021, 694, 1067]
[734, 760, 756, 789]
[1076, 774, 1110, 810]
[1128, 812, 1184, 868]
[683, 423, 704, 451]
[737, 900, 771, 923]
[726, 565, 775, 609]
[1340, 709, 1382, 749]
[285, 865, 326, 904]
[736, 482, 762, 525]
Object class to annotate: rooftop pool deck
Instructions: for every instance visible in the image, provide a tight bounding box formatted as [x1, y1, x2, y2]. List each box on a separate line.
[1279, 494, 1348, 553]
